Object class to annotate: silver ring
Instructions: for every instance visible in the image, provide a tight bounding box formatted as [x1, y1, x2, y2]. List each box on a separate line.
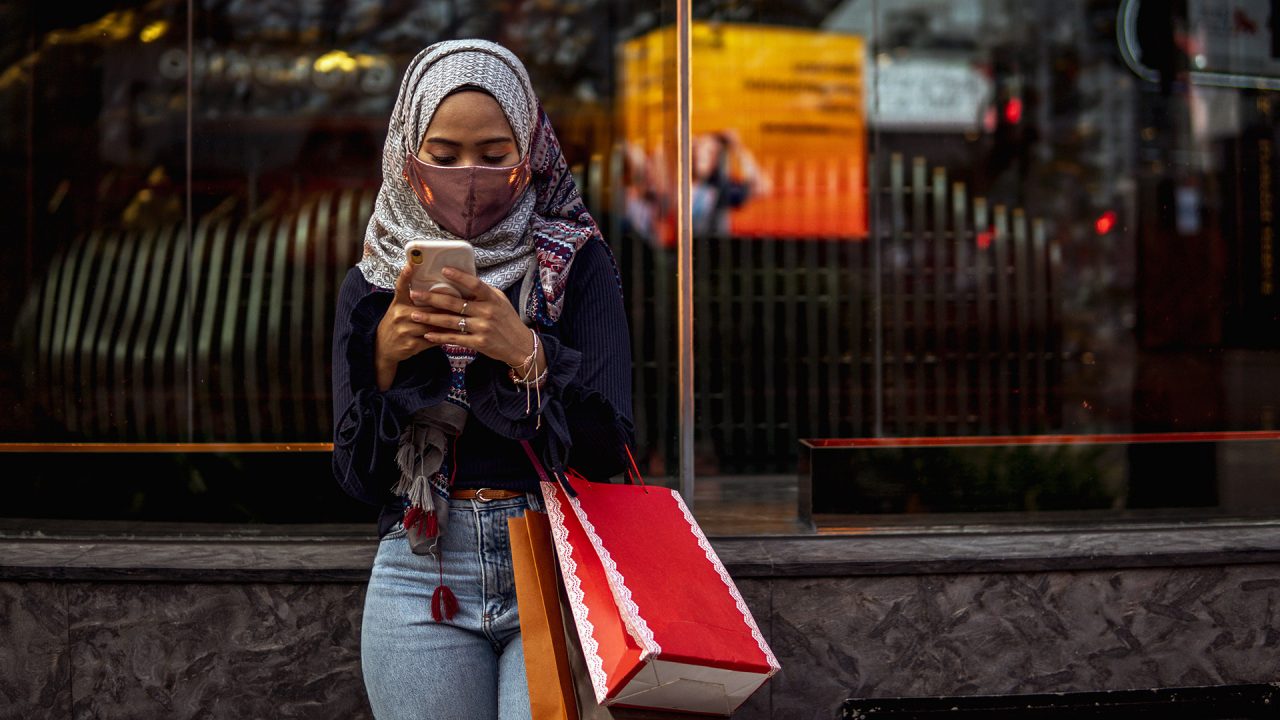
[458, 317, 467, 334]
[460, 301, 469, 317]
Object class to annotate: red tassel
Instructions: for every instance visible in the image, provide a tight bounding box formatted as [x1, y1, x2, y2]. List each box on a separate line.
[402, 505, 421, 531]
[427, 517, 454, 623]
[431, 584, 459, 622]
[402, 505, 439, 539]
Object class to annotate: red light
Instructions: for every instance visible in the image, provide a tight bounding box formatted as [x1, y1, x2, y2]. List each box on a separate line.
[983, 106, 997, 133]
[976, 230, 993, 249]
[1094, 211, 1117, 235]
[1003, 97, 1023, 124]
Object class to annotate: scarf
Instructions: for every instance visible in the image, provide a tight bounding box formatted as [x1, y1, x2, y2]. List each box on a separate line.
[357, 40, 600, 611]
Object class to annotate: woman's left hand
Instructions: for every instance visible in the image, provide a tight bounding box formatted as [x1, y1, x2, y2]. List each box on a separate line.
[414, 267, 543, 372]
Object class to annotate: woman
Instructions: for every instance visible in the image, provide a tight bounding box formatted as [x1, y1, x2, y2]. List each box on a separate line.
[331, 39, 634, 720]
[691, 129, 765, 237]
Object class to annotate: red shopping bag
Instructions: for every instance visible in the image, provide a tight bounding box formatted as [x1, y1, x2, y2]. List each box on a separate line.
[521, 443, 779, 716]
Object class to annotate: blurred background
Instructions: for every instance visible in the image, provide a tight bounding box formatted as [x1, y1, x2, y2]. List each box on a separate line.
[2, 0, 1279, 530]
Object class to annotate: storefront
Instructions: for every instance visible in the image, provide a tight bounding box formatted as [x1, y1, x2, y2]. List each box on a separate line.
[3, 1, 1279, 717]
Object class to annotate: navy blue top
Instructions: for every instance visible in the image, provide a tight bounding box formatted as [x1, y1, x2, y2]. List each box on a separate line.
[331, 237, 635, 538]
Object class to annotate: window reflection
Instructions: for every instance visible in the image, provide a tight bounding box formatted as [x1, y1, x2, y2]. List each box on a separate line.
[4, 1, 666, 444]
[0, 1, 678, 523]
[3, 0, 1280, 526]
[687, 0, 1280, 524]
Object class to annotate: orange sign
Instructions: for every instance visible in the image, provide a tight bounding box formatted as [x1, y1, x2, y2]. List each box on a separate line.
[620, 23, 867, 241]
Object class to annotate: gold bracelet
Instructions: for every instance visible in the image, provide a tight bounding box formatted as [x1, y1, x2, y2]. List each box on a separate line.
[508, 363, 549, 387]
[507, 329, 546, 429]
[507, 328, 538, 373]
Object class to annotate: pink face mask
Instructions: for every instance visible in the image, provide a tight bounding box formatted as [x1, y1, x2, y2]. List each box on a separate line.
[403, 152, 533, 239]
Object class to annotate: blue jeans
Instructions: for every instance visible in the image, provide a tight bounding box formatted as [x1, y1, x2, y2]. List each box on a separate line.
[361, 492, 541, 720]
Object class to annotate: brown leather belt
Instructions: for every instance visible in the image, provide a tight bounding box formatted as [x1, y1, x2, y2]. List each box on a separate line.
[449, 488, 525, 502]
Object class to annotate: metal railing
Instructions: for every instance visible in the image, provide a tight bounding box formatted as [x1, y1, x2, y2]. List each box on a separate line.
[16, 189, 374, 442]
[15, 154, 1063, 473]
[627, 153, 1065, 473]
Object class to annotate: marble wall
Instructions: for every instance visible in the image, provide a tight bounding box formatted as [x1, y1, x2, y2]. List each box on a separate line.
[758, 566, 1280, 720]
[0, 583, 69, 718]
[3, 566, 1278, 719]
[1, 582, 370, 720]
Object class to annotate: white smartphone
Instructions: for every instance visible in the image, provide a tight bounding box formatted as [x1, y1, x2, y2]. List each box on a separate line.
[404, 239, 478, 303]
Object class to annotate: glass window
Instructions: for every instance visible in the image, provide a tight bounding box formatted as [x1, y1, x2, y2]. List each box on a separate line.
[685, 0, 1280, 533]
[4, 0, 1279, 534]
[1, 1, 677, 524]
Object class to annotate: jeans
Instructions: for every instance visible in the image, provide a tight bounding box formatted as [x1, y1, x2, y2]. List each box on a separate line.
[361, 492, 541, 720]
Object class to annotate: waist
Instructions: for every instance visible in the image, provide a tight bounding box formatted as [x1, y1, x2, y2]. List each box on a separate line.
[448, 487, 526, 501]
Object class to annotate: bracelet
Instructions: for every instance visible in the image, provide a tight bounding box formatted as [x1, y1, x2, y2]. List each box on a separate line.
[509, 363, 549, 387]
[507, 329, 546, 429]
[508, 328, 538, 374]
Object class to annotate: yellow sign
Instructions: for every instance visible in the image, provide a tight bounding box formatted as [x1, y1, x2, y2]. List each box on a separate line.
[621, 23, 866, 241]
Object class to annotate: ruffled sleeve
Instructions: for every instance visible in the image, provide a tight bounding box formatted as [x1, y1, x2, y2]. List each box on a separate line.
[467, 237, 636, 482]
[331, 267, 452, 506]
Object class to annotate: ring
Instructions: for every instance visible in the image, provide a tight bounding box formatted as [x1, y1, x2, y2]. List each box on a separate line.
[461, 301, 469, 317]
[458, 317, 468, 334]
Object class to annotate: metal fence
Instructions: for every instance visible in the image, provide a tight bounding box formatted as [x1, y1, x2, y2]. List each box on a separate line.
[624, 153, 1065, 473]
[16, 190, 373, 441]
[16, 154, 1063, 469]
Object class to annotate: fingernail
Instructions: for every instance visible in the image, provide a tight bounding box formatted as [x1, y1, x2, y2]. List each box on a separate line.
[425, 333, 436, 342]
[411, 312, 422, 322]
[442, 268, 456, 278]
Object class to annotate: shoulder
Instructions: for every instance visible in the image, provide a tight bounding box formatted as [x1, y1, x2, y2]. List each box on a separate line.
[336, 265, 391, 331]
[557, 236, 625, 333]
[339, 266, 392, 303]
[341, 265, 375, 293]
[566, 236, 621, 287]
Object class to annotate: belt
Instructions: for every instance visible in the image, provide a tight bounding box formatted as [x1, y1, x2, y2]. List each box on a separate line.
[449, 488, 525, 502]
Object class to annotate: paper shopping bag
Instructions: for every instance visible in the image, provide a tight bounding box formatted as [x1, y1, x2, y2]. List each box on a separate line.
[557, 564, 618, 720]
[540, 473, 780, 716]
[510, 510, 580, 720]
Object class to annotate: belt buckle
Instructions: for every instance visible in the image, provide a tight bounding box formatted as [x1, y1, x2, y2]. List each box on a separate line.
[474, 488, 498, 503]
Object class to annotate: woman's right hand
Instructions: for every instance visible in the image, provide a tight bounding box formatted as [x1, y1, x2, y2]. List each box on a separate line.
[374, 261, 438, 391]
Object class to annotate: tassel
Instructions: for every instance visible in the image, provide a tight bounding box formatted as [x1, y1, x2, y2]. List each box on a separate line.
[430, 553, 457, 622]
[431, 584, 459, 621]
[402, 504, 439, 541]
[403, 504, 422, 532]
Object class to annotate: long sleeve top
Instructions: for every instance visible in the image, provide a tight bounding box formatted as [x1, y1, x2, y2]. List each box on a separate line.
[331, 236, 635, 538]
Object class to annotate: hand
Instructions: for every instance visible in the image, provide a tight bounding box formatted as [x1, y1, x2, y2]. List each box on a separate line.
[417, 267, 546, 374]
[374, 261, 439, 391]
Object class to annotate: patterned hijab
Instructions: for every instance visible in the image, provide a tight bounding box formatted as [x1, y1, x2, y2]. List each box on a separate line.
[358, 39, 540, 298]
[358, 40, 599, 587]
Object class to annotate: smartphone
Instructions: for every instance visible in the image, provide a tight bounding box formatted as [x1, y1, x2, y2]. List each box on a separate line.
[404, 239, 477, 303]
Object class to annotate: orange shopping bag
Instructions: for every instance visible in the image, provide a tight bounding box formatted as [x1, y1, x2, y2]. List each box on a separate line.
[510, 510, 580, 720]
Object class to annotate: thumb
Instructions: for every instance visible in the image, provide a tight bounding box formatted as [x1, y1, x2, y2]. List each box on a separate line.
[393, 258, 414, 304]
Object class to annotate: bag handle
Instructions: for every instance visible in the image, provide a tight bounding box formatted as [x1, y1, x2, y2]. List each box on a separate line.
[520, 440, 647, 491]
[622, 444, 645, 488]
[520, 439, 558, 486]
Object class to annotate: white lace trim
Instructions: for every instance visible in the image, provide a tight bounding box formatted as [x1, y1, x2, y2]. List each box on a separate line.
[565, 492, 662, 659]
[670, 490, 781, 673]
[541, 482, 610, 704]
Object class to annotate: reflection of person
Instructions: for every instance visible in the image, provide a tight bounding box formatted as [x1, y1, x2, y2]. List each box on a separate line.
[330, 40, 633, 719]
[691, 129, 765, 236]
[621, 139, 666, 242]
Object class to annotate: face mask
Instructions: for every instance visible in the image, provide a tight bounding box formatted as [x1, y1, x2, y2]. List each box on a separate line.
[403, 152, 533, 239]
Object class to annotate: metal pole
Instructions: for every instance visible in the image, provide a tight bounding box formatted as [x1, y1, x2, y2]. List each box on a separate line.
[676, 1, 695, 506]
[186, 0, 195, 443]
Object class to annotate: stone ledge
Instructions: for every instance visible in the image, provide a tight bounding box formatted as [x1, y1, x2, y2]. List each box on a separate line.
[4, 518, 1280, 582]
